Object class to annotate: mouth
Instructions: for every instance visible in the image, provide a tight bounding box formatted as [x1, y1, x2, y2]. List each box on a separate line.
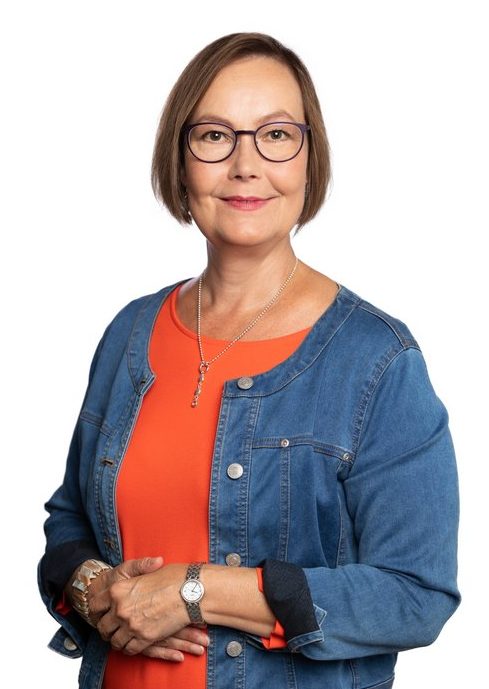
[220, 196, 274, 211]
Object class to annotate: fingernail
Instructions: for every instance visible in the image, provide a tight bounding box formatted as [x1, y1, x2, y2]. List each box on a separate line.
[200, 635, 210, 646]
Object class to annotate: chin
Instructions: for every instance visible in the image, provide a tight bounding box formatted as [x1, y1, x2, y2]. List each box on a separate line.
[213, 226, 291, 250]
[191, 205, 295, 246]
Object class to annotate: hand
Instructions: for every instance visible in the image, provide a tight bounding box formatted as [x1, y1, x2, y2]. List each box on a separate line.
[85, 556, 165, 627]
[90, 562, 190, 656]
[82, 557, 208, 661]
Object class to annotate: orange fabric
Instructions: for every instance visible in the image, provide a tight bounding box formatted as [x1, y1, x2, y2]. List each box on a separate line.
[102, 283, 310, 689]
[256, 568, 288, 649]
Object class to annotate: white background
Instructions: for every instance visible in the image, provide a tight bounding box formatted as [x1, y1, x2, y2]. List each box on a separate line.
[2, 1, 487, 686]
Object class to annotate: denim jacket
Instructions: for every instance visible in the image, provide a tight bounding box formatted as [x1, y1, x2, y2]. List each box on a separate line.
[38, 279, 460, 689]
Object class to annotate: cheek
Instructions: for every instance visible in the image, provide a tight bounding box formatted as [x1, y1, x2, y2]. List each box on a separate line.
[270, 146, 308, 194]
[272, 163, 307, 196]
[185, 162, 223, 198]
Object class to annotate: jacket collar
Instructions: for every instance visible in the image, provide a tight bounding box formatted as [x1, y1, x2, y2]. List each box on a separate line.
[127, 278, 361, 396]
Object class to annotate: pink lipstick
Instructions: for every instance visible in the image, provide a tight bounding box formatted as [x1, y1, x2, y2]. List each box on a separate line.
[222, 196, 271, 211]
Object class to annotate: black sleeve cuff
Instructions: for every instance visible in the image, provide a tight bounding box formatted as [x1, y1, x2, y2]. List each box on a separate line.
[40, 539, 103, 598]
[261, 559, 319, 641]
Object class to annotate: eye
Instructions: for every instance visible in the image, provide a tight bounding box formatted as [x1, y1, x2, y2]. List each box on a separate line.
[204, 131, 224, 142]
[267, 129, 289, 141]
[197, 127, 233, 144]
[258, 124, 295, 143]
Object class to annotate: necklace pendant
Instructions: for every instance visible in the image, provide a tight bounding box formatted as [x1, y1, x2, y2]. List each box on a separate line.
[192, 257, 298, 407]
[191, 361, 210, 408]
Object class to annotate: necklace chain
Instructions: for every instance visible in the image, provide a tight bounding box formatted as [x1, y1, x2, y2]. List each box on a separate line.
[190, 256, 299, 407]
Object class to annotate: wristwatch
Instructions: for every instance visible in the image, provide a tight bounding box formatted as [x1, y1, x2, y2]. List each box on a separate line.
[180, 562, 206, 625]
[71, 559, 112, 626]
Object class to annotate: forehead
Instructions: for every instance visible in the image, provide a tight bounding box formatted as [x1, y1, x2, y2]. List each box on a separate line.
[191, 56, 305, 125]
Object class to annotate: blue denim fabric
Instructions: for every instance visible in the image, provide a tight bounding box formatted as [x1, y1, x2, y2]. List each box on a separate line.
[38, 279, 460, 689]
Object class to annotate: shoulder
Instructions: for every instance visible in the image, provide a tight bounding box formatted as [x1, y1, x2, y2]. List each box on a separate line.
[337, 284, 420, 355]
[87, 278, 191, 376]
[103, 278, 190, 341]
[334, 287, 447, 453]
[326, 285, 426, 413]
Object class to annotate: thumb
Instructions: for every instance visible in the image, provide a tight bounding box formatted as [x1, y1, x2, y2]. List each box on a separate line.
[137, 556, 164, 574]
[119, 556, 164, 578]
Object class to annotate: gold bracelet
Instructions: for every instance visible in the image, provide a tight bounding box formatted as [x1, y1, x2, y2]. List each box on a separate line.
[71, 559, 112, 626]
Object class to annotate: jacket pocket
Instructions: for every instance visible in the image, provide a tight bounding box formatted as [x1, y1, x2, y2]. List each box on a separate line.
[249, 436, 352, 567]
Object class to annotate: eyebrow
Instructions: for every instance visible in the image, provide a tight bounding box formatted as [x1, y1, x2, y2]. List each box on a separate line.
[191, 110, 299, 126]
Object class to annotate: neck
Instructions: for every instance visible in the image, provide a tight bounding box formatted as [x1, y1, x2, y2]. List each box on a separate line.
[202, 240, 299, 313]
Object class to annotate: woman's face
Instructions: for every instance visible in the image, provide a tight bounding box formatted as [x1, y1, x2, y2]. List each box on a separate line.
[182, 56, 308, 252]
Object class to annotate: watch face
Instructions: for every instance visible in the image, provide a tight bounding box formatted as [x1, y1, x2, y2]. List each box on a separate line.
[181, 579, 204, 603]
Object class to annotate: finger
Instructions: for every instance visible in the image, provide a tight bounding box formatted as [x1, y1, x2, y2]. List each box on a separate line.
[89, 590, 113, 617]
[122, 636, 155, 656]
[117, 556, 164, 579]
[96, 615, 121, 643]
[109, 628, 137, 652]
[151, 636, 206, 656]
[171, 627, 210, 647]
[142, 644, 184, 662]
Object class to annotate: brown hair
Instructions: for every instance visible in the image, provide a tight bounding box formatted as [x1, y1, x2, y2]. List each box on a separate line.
[151, 32, 331, 233]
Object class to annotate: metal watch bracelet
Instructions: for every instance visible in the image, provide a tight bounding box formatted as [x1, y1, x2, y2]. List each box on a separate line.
[71, 559, 113, 626]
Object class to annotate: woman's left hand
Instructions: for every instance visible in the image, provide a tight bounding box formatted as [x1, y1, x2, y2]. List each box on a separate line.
[89, 563, 190, 655]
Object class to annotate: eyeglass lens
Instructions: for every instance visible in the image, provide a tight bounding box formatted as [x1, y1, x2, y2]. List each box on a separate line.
[188, 123, 304, 162]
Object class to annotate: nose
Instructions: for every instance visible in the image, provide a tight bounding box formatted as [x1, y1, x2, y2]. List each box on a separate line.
[227, 132, 261, 179]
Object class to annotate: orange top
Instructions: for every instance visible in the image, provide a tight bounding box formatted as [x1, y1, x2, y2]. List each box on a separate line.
[102, 282, 311, 689]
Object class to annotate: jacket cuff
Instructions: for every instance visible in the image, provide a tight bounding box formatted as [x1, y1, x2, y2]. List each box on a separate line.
[40, 539, 103, 598]
[261, 559, 319, 642]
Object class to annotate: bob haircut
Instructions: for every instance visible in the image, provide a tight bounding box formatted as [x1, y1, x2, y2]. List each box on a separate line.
[151, 32, 331, 233]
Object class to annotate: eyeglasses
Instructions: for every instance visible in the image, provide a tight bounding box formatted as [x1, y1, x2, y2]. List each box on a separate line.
[183, 121, 311, 163]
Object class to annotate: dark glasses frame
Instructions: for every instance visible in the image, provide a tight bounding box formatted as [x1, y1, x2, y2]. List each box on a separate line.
[182, 121, 311, 163]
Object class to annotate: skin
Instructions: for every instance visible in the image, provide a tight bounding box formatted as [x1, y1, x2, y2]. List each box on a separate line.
[66, 55, 339, 662]
[64, 558, 209, 661]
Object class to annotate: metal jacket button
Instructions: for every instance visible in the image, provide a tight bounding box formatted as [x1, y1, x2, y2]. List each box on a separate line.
[227, 463, 244, 479]
[225, 553, 242, 567]
[226, 640, 243, 657]
[237, 376, 254, 390]
[63, 637, 78, 651]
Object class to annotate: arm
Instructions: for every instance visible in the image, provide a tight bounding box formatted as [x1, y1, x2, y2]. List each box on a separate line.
[37, 328, 110, 656]
[263, 346, 461, 659]
[201, 564, 276, 637]
[37, 297, 168, 655]
[39, 293, 149, 610]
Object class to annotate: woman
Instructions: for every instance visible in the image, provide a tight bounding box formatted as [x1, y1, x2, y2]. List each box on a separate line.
[38, 32, 460, 689]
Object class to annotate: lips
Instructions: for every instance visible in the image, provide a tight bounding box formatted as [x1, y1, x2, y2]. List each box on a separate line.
[221, 196, 272, 211]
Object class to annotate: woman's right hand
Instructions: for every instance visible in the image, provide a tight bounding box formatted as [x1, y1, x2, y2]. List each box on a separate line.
[68, 556, 209, 661]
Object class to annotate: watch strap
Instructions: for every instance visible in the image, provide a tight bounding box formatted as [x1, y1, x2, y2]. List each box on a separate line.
[186, 562, 204, 582]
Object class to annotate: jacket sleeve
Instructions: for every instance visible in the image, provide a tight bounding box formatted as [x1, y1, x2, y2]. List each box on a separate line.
[263, 346, 460, 660]
[37, 328, 110, 658]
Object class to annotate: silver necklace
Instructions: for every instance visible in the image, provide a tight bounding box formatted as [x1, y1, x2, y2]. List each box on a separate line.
[191, 256, 299, 407]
